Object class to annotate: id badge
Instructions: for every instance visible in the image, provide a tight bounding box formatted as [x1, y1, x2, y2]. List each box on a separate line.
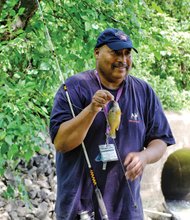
[99, 144, 118, 162]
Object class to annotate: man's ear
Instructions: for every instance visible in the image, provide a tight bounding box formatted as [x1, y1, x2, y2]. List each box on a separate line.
[94, 48, 100, 59]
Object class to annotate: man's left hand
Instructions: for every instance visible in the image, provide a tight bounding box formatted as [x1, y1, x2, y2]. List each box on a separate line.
[124, 152, 148, 181]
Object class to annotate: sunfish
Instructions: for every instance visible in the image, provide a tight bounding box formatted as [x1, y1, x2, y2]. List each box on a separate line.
[107, 101, 121, 139]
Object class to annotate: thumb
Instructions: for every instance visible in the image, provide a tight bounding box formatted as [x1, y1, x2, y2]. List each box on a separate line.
[124, 153, 133, 167]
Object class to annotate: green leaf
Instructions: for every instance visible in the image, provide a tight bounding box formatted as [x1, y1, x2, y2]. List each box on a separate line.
[41, 106, 48, 114]
[5, 136, 13, 146]
[13, 73, 21, 79]
[18, 7, 25, 16]
[39, 62, 51, 71]
[85, 22, 91, 31]
[7, 144, 18, 160]
[9, 9, 16, 16]
[24, 149, 33, 162]
[1, 144, 9, 155]
[151, 2, 163, 13]
[2, 185, 15, 199]
[0, 131, 6, 141]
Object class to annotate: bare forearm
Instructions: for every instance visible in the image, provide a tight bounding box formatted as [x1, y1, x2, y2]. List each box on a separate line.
[124, 139, 167, 180]
[54, 89, 114, 152]
[142, 139, 167, 164]
[54, 104, 98, 152]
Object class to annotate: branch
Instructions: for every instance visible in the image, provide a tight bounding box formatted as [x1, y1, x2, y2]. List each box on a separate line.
[0, 0, 41, 41]
[17, 0, 39, 29]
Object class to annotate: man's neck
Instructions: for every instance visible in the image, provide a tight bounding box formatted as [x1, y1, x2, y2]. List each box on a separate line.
[98, 74, 124, 90]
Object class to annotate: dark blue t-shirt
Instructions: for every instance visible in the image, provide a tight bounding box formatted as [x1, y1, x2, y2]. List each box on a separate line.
[50, 70, 175, 220]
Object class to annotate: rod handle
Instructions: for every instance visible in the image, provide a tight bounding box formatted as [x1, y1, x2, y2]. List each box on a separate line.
[95, 187, 109, 220]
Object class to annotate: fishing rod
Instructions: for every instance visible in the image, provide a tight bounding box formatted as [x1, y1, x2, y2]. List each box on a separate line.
[35, 1, 109, 219]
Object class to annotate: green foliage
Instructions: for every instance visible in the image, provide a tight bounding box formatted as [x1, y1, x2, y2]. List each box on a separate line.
[2, 185, 15, 199]
[147, 0, 190, 23]
[0, 0, 190, 198]
[143, 75, 190, 111]
[0, 2, 56, 181]
[140, 12, 190, 90]
[132, 1, 190, 110]
[33, 0, 143, 76]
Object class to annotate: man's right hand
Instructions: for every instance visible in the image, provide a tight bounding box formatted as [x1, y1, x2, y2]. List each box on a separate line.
[90, 90, 114, 113]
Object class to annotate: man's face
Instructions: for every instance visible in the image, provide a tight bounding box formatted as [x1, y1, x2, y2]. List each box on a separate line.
[94, 45, 132, 83]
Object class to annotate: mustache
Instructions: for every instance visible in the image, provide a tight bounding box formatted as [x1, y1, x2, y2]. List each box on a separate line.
[112, 62, 128, 69]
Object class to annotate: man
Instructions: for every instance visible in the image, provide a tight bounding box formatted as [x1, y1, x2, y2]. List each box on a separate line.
[50, 28, 175, 220]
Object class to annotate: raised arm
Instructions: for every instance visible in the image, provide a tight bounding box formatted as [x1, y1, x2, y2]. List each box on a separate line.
[54, 90, 114, 152]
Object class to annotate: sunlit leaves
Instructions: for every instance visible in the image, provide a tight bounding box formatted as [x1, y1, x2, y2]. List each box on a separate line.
[151, 2, 163, 13]
[0, 0, 190, 199]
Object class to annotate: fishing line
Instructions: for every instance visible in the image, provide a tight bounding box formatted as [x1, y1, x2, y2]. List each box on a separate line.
[95, 70, 137, 208]
[112, 138, 138, 208]
[35, 1, 109, 219]
[104, 112, 137, 209]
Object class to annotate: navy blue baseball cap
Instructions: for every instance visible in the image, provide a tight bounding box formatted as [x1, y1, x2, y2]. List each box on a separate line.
[95, 28, 138, 53]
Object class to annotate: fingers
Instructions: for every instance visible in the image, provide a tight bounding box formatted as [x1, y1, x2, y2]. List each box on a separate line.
[94, 90, 114, 103]
[125, 161, 143, 181]
[90, 90, 114, 112]
[124, 152, 147, 181]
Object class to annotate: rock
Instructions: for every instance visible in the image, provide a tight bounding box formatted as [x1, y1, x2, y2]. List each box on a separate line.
[34, 201, 49, 219]
[0, 142, 56, 220]
[0, 211, 10, 220]
[28, 189, 37, 199]
[0, 199, 6, 208]
[161, 148, 190, 200]
[36, 180, 50, 189]
[9, 211, 19, 220]
[38, 188, 49, 201]
[30, 198, 40, 208]
[24, 178, 33, 188]
[39, 147, 51, 156]
[47, 191, 55, 202]
[5, 200, 17, 212]
[16, 200, 25, 207]
[25, 213, 36, 220]
[48, 202, 55, 212]
[17, 206, 28, 217]
[4, 170, 14, 181]
[0, 182, 6, 194]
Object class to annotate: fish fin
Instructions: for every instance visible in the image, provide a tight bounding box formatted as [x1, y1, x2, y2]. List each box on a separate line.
[116, 120, 121, 131]
[109, 129, 116, 139]
[116, 124, 120, 131]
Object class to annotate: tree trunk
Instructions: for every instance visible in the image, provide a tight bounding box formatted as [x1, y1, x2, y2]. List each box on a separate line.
[0, 0, 41, 41]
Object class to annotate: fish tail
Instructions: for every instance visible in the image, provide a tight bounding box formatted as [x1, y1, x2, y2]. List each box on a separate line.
[109, 129, 116, 139]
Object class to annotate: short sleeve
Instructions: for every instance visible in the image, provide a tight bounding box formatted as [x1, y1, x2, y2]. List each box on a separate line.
[144, 88, 175, 147]
[49, 83, 83, 143]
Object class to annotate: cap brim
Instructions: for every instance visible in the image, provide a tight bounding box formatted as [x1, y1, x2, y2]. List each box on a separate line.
[107, 41, 138, 53]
